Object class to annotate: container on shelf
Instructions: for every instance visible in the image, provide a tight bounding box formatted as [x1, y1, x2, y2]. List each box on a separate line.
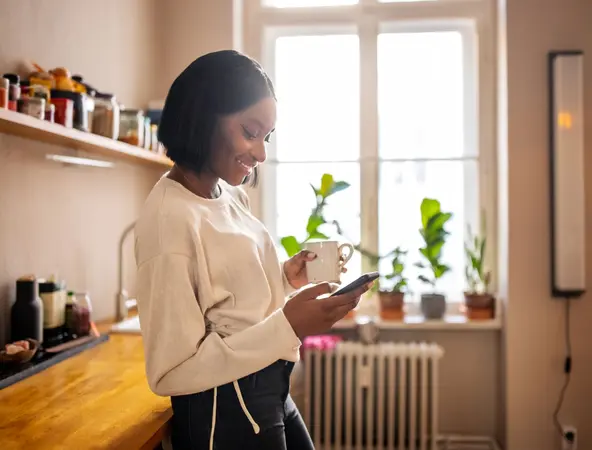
[51, 90, 89, 131]
[92, 92, 120, 140]
[143, 117, 151, 149]
[45, 103, 55, 123]
[119, 109, 144, 147]
[0, 78, 9, 109]
[150, 124, 158, 152]
[3, 73, 21, 111]
[18, 97, 45, 120]
[51, 98, 74, 128]
[11, 276, 44, 343]
[38, 277, 68, 347]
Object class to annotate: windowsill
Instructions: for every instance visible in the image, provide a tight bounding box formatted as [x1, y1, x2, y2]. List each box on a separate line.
[332, 297, 503, 331]
[334, 314, 502, 330]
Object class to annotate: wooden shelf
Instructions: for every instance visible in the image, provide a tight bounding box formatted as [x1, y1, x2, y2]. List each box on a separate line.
[0, 108, 173, 168]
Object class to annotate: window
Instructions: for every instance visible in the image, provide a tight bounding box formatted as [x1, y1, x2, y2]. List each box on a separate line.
[247, 0, 494, 302]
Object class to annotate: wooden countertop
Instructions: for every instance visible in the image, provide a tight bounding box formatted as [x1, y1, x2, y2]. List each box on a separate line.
[0, 331, 172, 450]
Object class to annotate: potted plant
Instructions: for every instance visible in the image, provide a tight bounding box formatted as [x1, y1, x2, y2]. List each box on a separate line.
[415, 198, 452, 320]
[378, 247, 408, 321]
[464, 223, 495, 319]
[280, 173, 350, 257]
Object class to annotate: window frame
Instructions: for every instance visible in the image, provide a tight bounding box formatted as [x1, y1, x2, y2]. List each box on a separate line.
[242, 0, 498, 298]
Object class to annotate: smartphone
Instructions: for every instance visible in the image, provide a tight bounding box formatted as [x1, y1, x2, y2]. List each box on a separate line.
[329, 272, 379, 297]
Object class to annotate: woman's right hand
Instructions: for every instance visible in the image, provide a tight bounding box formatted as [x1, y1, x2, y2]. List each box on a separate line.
[283, 282, 371, 339]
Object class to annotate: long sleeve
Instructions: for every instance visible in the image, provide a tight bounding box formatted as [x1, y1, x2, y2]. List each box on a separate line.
[136, 253, 301, 397]
[281, 261, 298, 298]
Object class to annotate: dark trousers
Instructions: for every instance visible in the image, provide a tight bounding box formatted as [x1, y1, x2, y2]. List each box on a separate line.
[170, 360, 315, 450]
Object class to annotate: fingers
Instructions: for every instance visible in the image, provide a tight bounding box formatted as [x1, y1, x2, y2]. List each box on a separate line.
[297, 250, 317, 262]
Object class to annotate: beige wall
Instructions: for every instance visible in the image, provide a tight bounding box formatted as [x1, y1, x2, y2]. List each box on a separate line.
[2, 0, 159, 109]
[154, 0, 235, 99]
[501, 0, 592, 448]
[0, 0, 165, 344]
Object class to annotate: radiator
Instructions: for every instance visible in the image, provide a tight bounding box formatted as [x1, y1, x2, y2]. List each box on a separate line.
[303, 341, 444, 450]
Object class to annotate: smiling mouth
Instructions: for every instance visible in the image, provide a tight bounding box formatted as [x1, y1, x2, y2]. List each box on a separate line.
[237, 159, 256, 172]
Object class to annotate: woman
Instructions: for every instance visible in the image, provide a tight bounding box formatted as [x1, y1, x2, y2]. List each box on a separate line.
[134, 50, 372, 450]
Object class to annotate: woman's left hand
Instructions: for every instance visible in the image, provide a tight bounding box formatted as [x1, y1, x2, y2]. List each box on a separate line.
[283, 250, 349, 289]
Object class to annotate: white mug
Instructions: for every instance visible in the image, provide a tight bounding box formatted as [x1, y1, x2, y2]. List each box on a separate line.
[303, 240, 354, 283]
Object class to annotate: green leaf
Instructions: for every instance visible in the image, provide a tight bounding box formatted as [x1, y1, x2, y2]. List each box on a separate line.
[306, 215, 325, 234]
[327, 181, 350, 197]
[426, 212, 452, 232]
[319, 174, 334, 197]
[280, 236, 301, 257]
[420, 198, 441, 229]
[394, 279, 408, 291]
[434, 263, 450, 278]
[392, 262, 404, 274]
[418, 275, 434, 286]
[310, 183, 320, 197]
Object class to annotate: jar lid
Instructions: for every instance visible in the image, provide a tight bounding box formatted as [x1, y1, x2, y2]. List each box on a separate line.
[95, 92, 115, 100]
[38, 280, 65, 293]
[1, 78, 8, 89]
[3, 73, 20, 84]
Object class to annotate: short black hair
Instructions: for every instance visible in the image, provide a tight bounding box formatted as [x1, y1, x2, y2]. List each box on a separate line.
[158, 50, 275, 186]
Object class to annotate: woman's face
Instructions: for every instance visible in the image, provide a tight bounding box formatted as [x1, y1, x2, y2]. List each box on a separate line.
[209, 96, 277, 186]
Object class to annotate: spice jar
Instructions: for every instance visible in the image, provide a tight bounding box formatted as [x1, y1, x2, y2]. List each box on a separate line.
[150, 124, 158, 152]
[3, 73, 21, 111]
[0, 78, 8, 109]
[92, 93, 120, 140]
[18, 97, 45, 120]
[72, 292, 92, 336]
[119, 109, 144, 146]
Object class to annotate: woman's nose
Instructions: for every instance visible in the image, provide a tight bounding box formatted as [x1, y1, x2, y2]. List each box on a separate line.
[252, 141, 267, 164]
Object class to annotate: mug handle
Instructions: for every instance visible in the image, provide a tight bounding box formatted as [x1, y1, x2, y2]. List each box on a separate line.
[338, 243, 354, 267]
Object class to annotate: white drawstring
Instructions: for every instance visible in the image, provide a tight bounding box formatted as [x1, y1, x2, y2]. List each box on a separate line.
[233, 381, 261, 434]
[208, 381, 260, 450]
[209, 386, 217, 450]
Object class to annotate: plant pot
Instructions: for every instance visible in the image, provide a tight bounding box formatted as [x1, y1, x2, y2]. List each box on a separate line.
[464, 292, 495, 320]
[378, 291, 404, 321]
[420, 293, 446, 320]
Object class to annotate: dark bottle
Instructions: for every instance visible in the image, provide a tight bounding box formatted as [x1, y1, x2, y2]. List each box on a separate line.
[64, 291, 77, 339]
[11, 276, 44, 343]
[38, 278, 67, 347]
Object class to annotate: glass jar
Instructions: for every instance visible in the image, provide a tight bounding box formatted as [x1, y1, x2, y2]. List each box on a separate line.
[92, 93, 120, 140]
[71, 292, 92, 337]
[119, 109, 144, 147]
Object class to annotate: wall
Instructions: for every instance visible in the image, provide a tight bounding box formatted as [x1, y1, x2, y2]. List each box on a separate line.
[154, 0, 235, 99]
[0, 0, 165, 344]
[500, 0, 592, 448]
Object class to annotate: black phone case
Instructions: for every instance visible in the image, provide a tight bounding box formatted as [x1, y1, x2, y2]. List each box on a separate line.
[330, 272, 379, 297]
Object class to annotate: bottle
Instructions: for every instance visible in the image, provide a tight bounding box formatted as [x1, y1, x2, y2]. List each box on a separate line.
[38, 277, 67, 347]
[3, 73, 21, 112]
[0, 78, 8, 109]
[64, 291, 77, 339]
[11, 275, 44, 343]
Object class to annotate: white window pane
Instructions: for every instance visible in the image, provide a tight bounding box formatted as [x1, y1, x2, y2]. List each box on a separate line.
[274, 35, 359, 162]
[378, 31, 467, 159]
[378, 161, 478, 301]
[264, 0, 357, 7]
[273, 162, 360, 221]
